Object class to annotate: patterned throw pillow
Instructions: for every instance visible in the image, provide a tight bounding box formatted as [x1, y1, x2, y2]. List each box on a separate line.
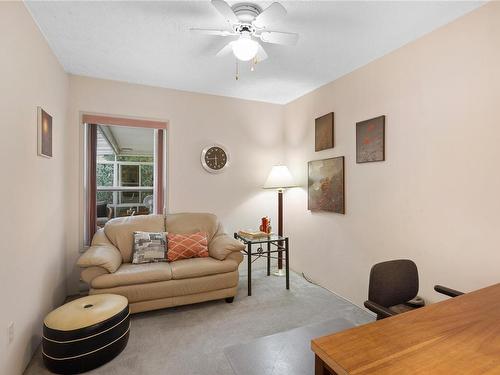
[132, 231, 167, 264]
[167, 232, 209, 262]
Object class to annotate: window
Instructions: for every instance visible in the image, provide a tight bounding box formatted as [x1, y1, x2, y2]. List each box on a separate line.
[95, 127, 156, 218]
[84, 116, 166, 244]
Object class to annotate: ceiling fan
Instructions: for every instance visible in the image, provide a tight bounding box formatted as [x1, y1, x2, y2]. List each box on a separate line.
[191, 0, 298, 75]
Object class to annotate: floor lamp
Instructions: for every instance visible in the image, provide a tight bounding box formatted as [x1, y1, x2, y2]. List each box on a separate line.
[263, 165, 296, 276]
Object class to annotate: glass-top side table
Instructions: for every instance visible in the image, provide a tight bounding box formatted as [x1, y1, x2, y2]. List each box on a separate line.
[234, 233, 290, 296]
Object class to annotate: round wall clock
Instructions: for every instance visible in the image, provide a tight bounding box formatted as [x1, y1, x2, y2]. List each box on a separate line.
[201, 144, 230, 173]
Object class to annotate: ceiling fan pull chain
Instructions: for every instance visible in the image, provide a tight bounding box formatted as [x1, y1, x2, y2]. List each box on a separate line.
[235, 60, 239, 80]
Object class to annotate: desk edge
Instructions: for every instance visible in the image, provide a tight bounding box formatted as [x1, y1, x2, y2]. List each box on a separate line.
[312, 339, 349, 375]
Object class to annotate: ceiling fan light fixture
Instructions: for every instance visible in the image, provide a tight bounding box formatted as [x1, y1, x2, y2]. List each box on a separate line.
[232, 35, 259, 61]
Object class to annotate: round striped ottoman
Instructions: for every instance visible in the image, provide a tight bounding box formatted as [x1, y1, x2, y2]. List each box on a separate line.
[42, 294, 130, 374]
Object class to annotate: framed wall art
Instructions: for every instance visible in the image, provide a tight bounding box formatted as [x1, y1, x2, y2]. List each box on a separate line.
[315, 112, 334, 151]
[308, 156, 345, 214]
[356, 115, 385, 163]
[37, 107, 53, 158]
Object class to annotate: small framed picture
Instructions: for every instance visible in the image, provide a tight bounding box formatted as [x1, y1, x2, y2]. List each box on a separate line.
[315, 112, 334, 151]
[37, 107, 52, 158]
[356, 115, 385, 163]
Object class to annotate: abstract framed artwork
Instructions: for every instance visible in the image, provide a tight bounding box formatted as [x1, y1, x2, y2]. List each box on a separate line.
[315, 112, 334, 151]
[308, 156, 345, 214]
[37, 107, 53, 158]
[356, 115, 385, 163]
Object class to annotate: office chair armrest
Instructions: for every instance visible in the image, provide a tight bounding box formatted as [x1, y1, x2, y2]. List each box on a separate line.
[434, 285, 464, 298]
[364, 300, 396, 319]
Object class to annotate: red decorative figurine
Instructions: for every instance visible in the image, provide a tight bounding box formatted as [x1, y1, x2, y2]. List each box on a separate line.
[259, 217, 271, 234]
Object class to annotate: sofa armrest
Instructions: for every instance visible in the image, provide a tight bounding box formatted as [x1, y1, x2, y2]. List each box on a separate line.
[81, 266, 109, 284]
[209, 234, 245, 260]
[77, 243, 122, 273]
[224, 251, 244, 265]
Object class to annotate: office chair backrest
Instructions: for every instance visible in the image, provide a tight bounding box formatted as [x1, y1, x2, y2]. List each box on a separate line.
[368, 259, 419, 307]
[96, 201, 108, 218]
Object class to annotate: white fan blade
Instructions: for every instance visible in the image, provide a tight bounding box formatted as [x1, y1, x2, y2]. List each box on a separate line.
[260, 31, 298, 46]
[253, 2, 286, 29]
[211, 0, 239, 24]
[256, 43, 268, 62]
[190, 28, 233, 37]
[216, 42, 234, 57]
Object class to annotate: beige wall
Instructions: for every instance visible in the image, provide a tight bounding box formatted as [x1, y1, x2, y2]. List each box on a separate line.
[1, 4, 285, 372]
[66, 76, 285, 293]
[284, 2, 500, 308]
[3, 1, 499, 373]
[0, 3, 69, 374]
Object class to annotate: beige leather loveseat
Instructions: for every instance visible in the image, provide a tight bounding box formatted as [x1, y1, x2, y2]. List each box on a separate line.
[77, 213, 244, 313]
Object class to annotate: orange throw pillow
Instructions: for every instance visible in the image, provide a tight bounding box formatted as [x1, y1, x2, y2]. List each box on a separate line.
[167, 232, 209, 262]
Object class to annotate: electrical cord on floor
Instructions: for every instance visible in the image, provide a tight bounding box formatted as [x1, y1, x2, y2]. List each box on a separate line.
[301, 272, 370, 318]
[302, 272, 340, 295]
[302, 272, 321, 286]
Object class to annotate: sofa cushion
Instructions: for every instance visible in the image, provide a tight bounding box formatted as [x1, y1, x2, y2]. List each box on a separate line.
[90, 271, 239, 303]
[104, 214, 165, 263]
[91, 262, 173, 289]
[170, 256, 240, 280]
[166, 213, 220, 242]
[167, 232, 209, 262]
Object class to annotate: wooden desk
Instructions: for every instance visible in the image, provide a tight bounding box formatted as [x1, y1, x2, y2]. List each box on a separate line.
[312, 283, 500, 374]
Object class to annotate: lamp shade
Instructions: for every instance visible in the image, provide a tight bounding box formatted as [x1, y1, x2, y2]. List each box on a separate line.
[232, 36, 259, 61]
[263, 165, 296, 189]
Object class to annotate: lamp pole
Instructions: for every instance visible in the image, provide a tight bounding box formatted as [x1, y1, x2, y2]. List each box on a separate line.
[274, 188, 285, 276]
[263, 165, 295, 277]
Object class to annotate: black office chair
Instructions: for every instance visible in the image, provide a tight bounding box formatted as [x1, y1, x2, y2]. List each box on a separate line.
[96, 201, 113, 228]
[364, 259, 425, 320]
[434, 285, 464, 298]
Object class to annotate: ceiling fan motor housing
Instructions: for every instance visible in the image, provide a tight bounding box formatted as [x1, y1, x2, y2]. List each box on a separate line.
[232, 3, 262, 23]
[234, 24, 255, 35]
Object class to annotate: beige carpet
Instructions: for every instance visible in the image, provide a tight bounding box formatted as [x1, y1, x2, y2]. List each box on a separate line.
[25, 259, 373, 375]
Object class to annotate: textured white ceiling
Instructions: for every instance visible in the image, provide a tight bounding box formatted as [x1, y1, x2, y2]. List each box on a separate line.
[26, 1, 483, 104]
[101, 125, 154, 155]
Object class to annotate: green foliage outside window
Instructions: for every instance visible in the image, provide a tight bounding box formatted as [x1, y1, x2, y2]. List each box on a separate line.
[97, 191, 113, 203]
[117, 155, 153, 163]
[97, 164, 114, 186]
[96, 163, 114, 204]
[140, 165, 154, 187]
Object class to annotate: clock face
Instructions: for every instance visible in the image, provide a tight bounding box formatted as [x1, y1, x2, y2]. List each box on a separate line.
[201, 145, 229, 173]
